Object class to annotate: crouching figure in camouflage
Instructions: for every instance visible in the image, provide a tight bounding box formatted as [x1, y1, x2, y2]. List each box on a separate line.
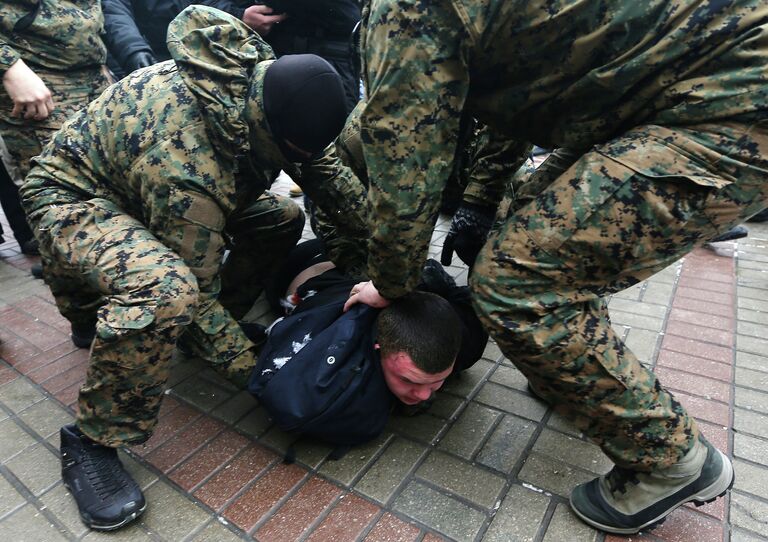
[19, 6, 348, 531]
[346, 0, 768, 534]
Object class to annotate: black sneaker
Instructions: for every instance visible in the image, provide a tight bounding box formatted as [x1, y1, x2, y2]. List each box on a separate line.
[20, 238, 40, 255]
[60, 424, 146, 530]
[709, 225, 748, 243]
[71, 323, 96, 349]
[570, 437, 734, 534]
[31, 263, 43, 279]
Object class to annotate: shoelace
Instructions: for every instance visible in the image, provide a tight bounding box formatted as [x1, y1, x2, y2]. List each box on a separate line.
[606, 467, 641, 495]
[83, 445, 129, 500]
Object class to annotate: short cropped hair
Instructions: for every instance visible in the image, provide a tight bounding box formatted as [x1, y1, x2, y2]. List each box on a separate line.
[376, 291, 462, 374]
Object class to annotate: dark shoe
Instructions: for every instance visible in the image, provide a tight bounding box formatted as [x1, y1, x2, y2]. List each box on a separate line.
[60, 424, 146, 530]
[239, 321, 267, 346]
[71, 323, 96, 349]
[20, 238, 39, 255]
[749, 208, 768, 223]
[31, 263, 43, 279]
[570, 437, 733, 534]
[710, 225, 748, 243]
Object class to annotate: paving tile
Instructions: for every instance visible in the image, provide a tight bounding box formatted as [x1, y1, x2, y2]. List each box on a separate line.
[737, 307, 768, 326]
[665, 321, 733, 347]
[11, 296, 68, 330]
[736, 367, 768, 393]
[437, 402, 500, 459]
[546, 412, 581, 437]
[654, 367, 730, 403]
[738, 294, 768, 312]
[489, 364, 530, 392]
[11, 342, 77, 375]
[416, 451, 505, 509]
[476, 414, 537, 473]
[318, 434, 392, 486]
[639, 281, 674, 305]
[169, 429, 250, 491]
[52, 383, 80, 410]
[683, 490, 726, 521]
[142, 481, 211, 540]
[734, 460, 768, 500]
[730, 492, 768, 539]
[171, 374, 234, 412]
[613, 283, 642, 301]
[166, 357, 205, 388]
[4, 442, 59, 496]
[735, 386, 768, 416]
[355, 438, 426, 504]
[734, 433, 768, 467]
[393, 481, 485, 542]
[475, 383, 548, 422]
[428, 393, 463, 420]
[482, 484, 549, 542]
[145, 415, 224, 472]
[222, 462, 306, 532]
[440, 359, 493, 397]
[0, 365, 16, 386]
[119, 452, 158, 490]
[610, 310, 664, 332]
[482, 341, 503, 363]
[306, 493, 379, 542]
[731, 528, 768, 542]
[542, 503, 598, 542]
[672, 390, 730, 427]
[260, 428, 333, 468]
[210, 390, 259, 424]
[39, 362, 87, 394]
[363, 512, 420, 542]
[608, 298, 668, 319]
[676, 286, 734, 307]
[736, 351, 768, 373]
[673, 296, 734, 318]
[532, 429, 613, 475]
[191, 519, 245, 542]
[734, 407, 768, 439]
[194, 445, 278, 511]
[0, 307, 69, 351]
[623, 328, 660, 363]
[660, 335, 732, 364]
[0, 376, 46, 412]
[0, 473, 25, 517]
[697, 422, 730, 454]
[131, 403, 201, 456]
[738, 285, 768, 302]
[738, 335, 768, 357]
[518, 453, 595, 497]
[650, 506, 723, 542]
[39, 483, 89, 538]
[0, 504, 68, 541]
[234, 405, 273, 438]
[678, 276, 735, 294]
[254, 477, 342, 542]
[387, 412, 446, 445]
[739, 320, 768, 340]
[26, 349, 89, 384]
[656, 350, 732, 382]
[17, 399, 74, 438]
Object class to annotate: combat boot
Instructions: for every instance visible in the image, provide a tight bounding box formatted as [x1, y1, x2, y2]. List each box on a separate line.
[60, 424, 146, 530]
[570, 437, 733, 534]
[71, 322, 96, 349]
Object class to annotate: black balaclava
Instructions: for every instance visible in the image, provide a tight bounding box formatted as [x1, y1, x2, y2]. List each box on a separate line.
[263, 54, 348, 163]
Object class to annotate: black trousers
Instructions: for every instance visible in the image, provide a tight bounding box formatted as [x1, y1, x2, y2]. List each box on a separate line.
[0, 161, 33, 246]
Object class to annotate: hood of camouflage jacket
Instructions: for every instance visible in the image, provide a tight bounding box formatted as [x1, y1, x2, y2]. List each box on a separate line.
[166, 6, 298, 183]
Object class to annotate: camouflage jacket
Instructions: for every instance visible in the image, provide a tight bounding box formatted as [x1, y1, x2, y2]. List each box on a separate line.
[361, 0, 768, 298]
[0, 0, 106, 74]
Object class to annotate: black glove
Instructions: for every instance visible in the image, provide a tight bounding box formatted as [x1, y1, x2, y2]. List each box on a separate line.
[440, 202, 495, 268]
[125, 51, 157, 73]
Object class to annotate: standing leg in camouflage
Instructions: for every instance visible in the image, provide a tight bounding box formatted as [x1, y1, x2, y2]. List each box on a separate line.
[470, 119, 768, 534]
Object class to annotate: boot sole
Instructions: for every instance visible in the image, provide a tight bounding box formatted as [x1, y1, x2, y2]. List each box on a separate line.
[63, 481, 147, 531]
[569, 450, 734, 535]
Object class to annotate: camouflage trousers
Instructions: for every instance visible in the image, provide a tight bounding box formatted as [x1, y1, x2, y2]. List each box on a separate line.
[0, 67, 110, 183]
[470, 119, 768, 471]
[31, 191, 303, 446]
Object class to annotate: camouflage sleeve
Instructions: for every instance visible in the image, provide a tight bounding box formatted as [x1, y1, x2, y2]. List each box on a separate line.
[0, 38, 21, 73]
[462, 126, 531, 208]
[361, 0, 468, 299]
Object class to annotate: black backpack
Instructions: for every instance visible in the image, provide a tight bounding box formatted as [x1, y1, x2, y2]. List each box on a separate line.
[247, 299, 393, 449]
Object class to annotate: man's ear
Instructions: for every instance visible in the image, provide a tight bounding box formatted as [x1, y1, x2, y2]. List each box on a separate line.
[374, 343, 381, 350]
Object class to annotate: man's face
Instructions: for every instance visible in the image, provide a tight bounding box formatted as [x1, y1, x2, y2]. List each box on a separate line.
[379, 351, 453, 405]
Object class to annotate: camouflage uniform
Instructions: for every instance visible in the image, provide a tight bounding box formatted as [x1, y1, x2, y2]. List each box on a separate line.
[361, 0, 768, 470]
[0, 0, 110, 183]
[20, 6, 315, 447]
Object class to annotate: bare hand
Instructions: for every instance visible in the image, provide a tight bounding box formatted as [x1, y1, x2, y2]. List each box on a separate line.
[242, 5, 287, 36]
[2, 59, 54, 120]
[344, 281, 391, 312]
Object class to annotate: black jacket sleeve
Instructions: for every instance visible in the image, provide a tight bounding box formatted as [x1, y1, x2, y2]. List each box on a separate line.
[194, 0, 247, 21]
[102, 0, 154, 69]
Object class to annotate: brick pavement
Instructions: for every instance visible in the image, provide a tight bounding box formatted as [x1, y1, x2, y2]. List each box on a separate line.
[0, 184, 766, 541]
